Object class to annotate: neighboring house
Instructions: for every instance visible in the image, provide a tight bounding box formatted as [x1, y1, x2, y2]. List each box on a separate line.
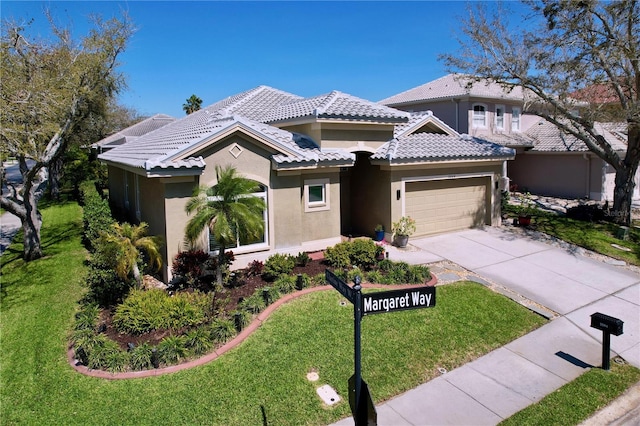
[97, 86, 514, 281]
[380, 74, 638, 201]
[92, 114, 176, 153]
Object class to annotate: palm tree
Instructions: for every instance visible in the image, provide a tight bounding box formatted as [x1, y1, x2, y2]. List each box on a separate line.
[185, 165, 266, 287]
[100, 222, 164, 289]
[182, 94, 203, 115]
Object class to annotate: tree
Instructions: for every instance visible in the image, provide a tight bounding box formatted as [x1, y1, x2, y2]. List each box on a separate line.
[441, 0, 639, 225]
[99, 222, 163, 289]
[184, 165, 266, 287]
[183, 94, 203, 115]
[0, 11, 135, 260]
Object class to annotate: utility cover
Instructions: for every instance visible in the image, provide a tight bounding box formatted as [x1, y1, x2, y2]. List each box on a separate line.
[316, 385, 341, 406]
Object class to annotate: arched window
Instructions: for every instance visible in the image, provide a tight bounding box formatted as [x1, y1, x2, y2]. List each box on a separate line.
[472, 104, 487, 128]
[208, 184, 269, 253]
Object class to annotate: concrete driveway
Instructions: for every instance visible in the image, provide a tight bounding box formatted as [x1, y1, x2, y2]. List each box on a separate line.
[405, 227, 640, 367]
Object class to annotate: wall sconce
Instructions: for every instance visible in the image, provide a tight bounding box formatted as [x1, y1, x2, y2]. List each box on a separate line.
[396, 189, 401, 200]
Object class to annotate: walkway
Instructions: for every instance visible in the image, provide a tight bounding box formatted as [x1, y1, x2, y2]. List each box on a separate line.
[332, 227, 640, 425]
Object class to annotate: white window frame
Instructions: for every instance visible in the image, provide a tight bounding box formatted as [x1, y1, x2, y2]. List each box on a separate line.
[472, 104, 487, 128]
[208, 185, 269, 254]
[511, 107, 521, 132]
[304, 178, 330, 212]
[495, 105, 505, 130]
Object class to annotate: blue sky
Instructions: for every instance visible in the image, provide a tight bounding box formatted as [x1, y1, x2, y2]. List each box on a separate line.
[2, 1, 521, 118]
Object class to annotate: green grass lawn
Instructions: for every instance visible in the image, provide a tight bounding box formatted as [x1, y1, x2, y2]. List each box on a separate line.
[505, 205, 640, 266]
[501, 362, 640, 426]
[1, 201, 551, 425]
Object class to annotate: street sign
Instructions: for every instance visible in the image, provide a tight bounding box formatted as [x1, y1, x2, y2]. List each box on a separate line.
[362, 286, 436, 316]
[325, 270, 356, 304]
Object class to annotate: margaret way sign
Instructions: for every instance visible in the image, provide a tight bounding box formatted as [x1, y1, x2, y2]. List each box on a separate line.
[363, 286, 436, 315]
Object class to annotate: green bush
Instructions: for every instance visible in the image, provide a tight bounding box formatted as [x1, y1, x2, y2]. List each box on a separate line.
[407, 265, 431, 284]
[324, 243, 351, 269]
[183, 328, 214, 356]
[74, 304, 100, 331]
[79, 180, 115, 252]
[385, 262, 411, 284]
[238, 292, 266, 314]
[311, 273, 326, 286]
[112, 289, 210, 335]
[377, 259, 394, 272]
[208, 318, 237, 343]
[87, 339, 130, 372]
[261, 286, 281, 305]
[349, 239, 378, 268]
[157, 335, 188, 365]
[262, 254, 296, 281]
[231, 310, 251, 332]
[129, 343, 155, 371]
[366, 270, 384, 284]
[347, 267, 364, 284]
[295, 273, 310, 290]
[72, 329, 107, 354]
[295, 251, 311, 266]
[274, 275, 297, 294]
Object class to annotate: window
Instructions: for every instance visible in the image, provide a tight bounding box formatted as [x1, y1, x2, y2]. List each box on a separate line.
[472, 104, 487, 128]
[495, 105, 505, 130]
[512, 107, 521, 131]
[304, 178, 330, 212]
[208, 184, 268, 253]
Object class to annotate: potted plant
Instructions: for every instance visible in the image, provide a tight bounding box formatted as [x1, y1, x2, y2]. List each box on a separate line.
[518, 192, 534, 226]
[392, 216, 416, 248]
[374, 224, 385, 241]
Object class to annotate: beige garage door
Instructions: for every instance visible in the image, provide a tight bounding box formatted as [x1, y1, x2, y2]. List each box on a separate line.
[406, 178, 489, 236]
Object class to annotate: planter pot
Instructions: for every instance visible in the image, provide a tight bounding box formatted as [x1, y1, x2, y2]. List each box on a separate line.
[518, 216, 531, 226]
[394, 235, 409, 248]
[374, 230, 385, 241]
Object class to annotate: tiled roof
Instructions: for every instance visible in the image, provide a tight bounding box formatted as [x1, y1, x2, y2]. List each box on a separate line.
[93, 114, 176, 148]
[526, 120, 628, 152]
[477, 132, 536, 148]
[393, 111, 457, 138]
[379, 74, 525, 106]
[371, 133, 515, 163]
[262, 91, 409, 123]
[205, 86, 303, 121]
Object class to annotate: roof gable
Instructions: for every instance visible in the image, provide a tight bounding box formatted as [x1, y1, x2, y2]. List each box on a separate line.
[379, 74, 525, 106]
[394, 111, 458, 138]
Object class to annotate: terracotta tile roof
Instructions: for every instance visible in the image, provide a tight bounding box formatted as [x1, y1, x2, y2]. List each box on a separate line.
[379, 74, 525, 106]
[372, 133, 515, 163]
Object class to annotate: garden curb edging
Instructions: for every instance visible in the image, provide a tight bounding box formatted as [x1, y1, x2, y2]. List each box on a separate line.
[67, 275, 438, 379]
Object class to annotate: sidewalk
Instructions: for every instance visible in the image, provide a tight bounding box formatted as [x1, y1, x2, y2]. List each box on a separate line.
[332, 227, 640, 425]
[0, 211, 21, 256]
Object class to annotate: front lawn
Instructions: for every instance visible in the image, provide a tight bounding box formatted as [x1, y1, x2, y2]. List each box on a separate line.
[504, 205, 640, 266]
[1, 201, 549, 425]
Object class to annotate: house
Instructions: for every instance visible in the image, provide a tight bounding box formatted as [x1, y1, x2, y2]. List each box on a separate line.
[92, 114, 176, 153]
[380, 74, 638, 201]
[97, 86, 514, 281]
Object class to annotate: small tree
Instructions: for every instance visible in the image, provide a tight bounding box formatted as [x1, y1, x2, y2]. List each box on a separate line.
[99, 222, 163, 289]
[184, 165, 265, 287]
[182, 94, 203, 115]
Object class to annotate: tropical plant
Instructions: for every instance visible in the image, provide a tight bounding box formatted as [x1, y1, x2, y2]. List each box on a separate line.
[262, 253, 296, 281]
[99, 222, 163, 288]
[182, 94, 203, 115]
[184, 165, 266, 287]
[392, 216, 416, 237]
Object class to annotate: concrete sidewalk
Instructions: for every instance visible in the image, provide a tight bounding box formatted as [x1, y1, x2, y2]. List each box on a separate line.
[0, 211, 21, 256]
[332, 227, 640, 425]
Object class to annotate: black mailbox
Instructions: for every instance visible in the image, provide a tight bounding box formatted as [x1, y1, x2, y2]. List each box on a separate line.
[590, 312, 624, 336]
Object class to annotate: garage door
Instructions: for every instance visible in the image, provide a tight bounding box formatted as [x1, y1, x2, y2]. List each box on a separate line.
[406, 177, 488, 236]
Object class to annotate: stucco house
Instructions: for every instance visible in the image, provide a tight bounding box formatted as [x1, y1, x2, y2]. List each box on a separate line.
[97, 86, 514, 281]
[380, 74, 638, 201]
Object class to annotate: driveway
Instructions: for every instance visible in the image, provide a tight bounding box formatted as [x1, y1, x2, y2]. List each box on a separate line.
[392, 227, 640, 368]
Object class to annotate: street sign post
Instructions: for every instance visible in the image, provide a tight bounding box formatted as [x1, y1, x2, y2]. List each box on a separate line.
[324, 269, 436, 425]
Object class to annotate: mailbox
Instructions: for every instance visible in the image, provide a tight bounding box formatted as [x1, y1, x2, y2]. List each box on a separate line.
[590, 312, 624, 336]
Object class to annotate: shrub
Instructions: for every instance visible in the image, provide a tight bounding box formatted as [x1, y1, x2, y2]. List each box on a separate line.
[74, 304, 100, 331]
[311, 273, 326, 286]
[295, 273, 310, 290]
[238, 292, 266, 314]
[84, 261, 133, 308]
[171, 250, 214, 289]
[385, 262, 411, 284]
[71, 329, 107, 354]
[112, 289, 210, 335]
[208, 318, 236, 343]
[246, 260, 264, 277]
[231, 310, 251, 332]
[349, 239, 378, 268]
[157, 335, 188, 365]
[87, 339, 130, 372]
[129, 343, 155, 371]
[295, 252, 311, 267]
[331, 268, 348, 282]
[324, 243, 351, 269]
[407, 265, 431, 284]
[274, 274, 297, 294]
[261, 286, 280, 305]
[79, 180, 115, 252]
[366, 270, 384, 284]
[183, 328, 214, 356]
[262, 254, 296, 281]
[377, 259, 394, 272]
